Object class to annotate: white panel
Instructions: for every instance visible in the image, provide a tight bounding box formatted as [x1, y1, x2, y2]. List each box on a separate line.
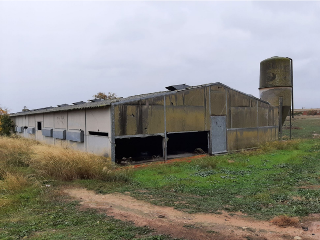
[28, 115, 35, 127]
[54, 112, 67, 129]
[87, 135, 111, 158]
[68, 110, 85, 130]
[44, 113, 54, 128]
[86, 108, 111, 135]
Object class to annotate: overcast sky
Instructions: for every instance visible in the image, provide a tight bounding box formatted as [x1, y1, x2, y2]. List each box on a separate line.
[1, 1, 319, 113]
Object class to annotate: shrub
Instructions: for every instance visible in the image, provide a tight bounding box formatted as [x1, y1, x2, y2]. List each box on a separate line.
[307, 110, 318, 116]
[0, 113, 14, 136]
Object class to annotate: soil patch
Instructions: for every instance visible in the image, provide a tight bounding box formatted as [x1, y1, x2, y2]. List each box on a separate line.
[63, 188, 320, 240]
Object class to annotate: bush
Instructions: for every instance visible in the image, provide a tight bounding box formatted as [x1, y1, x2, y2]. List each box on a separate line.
[307, 110, 318, 115]
[0, 113, 14, 136]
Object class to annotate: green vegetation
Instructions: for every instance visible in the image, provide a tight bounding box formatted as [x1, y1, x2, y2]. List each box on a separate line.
[1, 116, 320, 238]
[0, 137, 174, 240]
[0, 107, 14, 136]
[283, 116, 320, 139]
[83, 139, 320, 219]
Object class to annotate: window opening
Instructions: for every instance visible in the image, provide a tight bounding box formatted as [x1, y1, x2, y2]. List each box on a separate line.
[37, 122, 42, 130]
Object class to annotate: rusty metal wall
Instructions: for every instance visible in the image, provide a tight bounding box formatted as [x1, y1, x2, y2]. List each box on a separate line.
[114, 85, 279, 154]
[227, 126, 277, 151]
[114, 96, 165, 136]
[165, 88, 206, 133]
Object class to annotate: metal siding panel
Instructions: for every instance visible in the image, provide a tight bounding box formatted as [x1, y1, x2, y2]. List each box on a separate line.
[27, 127, 35, 134]
[53, 129, 66, 140]
[227, 129, 237, 151]
[42, 128, 53, 137]
[231, 107, 257, 128]
[258, 107, 269, 127]
[210, 116, 227, 154]
[66, 130, 84, 142]
[236, 128, 259, 149]
[210, 91, 226, 116]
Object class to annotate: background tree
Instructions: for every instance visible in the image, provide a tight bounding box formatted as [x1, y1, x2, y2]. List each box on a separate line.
[93, 92, 117, 100]
[0, 107, 14, 136]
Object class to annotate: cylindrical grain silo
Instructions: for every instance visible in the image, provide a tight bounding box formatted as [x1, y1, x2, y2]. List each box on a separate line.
[259, 56, 292, 125]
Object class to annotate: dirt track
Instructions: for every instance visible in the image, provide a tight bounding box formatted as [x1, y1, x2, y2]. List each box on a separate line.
[64, 188, 320, 240]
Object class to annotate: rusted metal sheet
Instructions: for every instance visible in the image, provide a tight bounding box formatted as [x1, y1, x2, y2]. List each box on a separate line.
[231, 107, 257, 128]
[258, 107, 269, 127]
[210, 86, 226, 116]
[230, 91, 251, 107]
[115, 96, 165, 136]
[165, 90, 206, 133]
[258, 127, 275, 144]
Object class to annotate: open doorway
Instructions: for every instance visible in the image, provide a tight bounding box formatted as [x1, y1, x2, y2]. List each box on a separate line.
[115, 135, 163, 163]
[167, 131, 208, 159]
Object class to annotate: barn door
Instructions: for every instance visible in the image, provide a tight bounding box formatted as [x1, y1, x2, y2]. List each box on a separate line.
[210, 116, 227, 154]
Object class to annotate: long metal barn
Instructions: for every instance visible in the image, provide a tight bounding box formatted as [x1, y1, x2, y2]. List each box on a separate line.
[10, 57, 293, 163]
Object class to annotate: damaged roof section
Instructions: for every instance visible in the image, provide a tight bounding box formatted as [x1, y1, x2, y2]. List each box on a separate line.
[165, 84, 190, 91]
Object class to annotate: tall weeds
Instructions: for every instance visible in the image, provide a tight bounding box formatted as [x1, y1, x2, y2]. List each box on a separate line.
[0, 136, 131, 183]
[0, 136, 34, 167]
[30, 144, 131, 182]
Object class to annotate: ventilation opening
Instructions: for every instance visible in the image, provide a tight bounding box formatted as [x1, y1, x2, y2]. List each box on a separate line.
[89, 131, 108, 136]
[37, 122, 42, 130]
[115, 136, 163, 163]
[167, 131, 208, 159]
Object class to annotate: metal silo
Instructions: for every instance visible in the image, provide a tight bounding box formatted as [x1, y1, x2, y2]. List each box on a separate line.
[259, 56, 293, 136]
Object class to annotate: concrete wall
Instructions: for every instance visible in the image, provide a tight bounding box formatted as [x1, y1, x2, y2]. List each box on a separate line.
[12, 107, 112, 158]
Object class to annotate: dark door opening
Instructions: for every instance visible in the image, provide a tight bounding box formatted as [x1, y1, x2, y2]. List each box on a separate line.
[167, 131, 208, 158]
[115, 135, 163, 163]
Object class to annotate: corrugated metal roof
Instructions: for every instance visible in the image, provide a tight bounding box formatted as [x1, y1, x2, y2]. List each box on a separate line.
[10, 82, 270, 117]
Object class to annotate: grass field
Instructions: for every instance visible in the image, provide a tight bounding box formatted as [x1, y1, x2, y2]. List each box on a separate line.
[0, 116, 320, 239]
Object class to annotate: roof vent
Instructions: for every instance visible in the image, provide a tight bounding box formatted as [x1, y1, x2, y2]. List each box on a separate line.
[88, 98, 103, 102]
[57, 104, 69, 107]
[72, 101, 86, 105]
[165, 84, 190, 91]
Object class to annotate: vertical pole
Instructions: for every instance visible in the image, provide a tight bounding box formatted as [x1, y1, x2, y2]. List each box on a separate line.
[163, 96, 167, 161]
[279, 97, 283, 140]
[290, 106, 292, 139]
[111, 104, 116, 163]
[291, 59, 294, 119]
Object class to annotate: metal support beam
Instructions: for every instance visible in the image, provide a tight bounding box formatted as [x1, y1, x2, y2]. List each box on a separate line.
[111, 104, 116, 163]
[163, 96, 167, 161]
[279, 97, 283, 140]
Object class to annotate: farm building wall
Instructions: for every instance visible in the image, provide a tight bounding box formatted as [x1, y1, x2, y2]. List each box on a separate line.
[113, 84, 279, 156]
[12, 107, 112, 158]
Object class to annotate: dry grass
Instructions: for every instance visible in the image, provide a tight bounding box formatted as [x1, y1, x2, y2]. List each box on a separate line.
[270, 215, 300, 227]
[0, 136, 34, 167]
[0, 171, 30, 193]
[30, 144, 131, 182]
[0, 136, 132, 182]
